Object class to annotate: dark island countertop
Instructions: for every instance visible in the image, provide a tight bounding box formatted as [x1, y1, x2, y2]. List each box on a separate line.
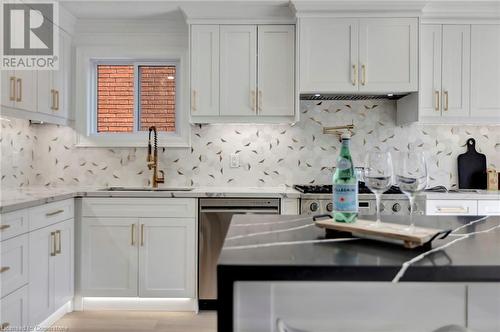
[216, 214, 500, 331]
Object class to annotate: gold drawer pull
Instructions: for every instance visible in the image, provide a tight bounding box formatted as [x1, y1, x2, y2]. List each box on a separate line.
[250, 90, 256, 112]
[434, 90, 440, 111]
[131, 224, 136, 246]
[55, 90, 60, 110]
[192, 90, 197, 112]
[0, 266, 10, 273]
[361, 64, 366, 86]
[55, 230, 61, 254]
[258, 90, 263, 113]
[46, 209, 64, 217]
[1, 322, 10, 331]
[9, 77, 15, 101]
[140, 224, 145, 246]
[16, 78, 22, 102]
[443, 90, 449, 111]
[352, 64, 357, 86]
[0, 225, 11, 231]
[437, 207, 468, 213]
[51, 232, 56, 256]
[51, 89, 56, 110]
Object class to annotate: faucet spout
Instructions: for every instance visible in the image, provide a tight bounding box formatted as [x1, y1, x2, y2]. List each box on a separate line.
[147, 126, 164, 188]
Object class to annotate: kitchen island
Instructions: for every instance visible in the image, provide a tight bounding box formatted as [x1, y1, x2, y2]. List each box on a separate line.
[217, 214, 500, 332]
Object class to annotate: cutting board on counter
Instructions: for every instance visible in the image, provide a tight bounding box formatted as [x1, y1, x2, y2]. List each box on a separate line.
[458, 138, 487, 190]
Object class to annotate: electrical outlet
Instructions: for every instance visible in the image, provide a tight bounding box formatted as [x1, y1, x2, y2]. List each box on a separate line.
[230, 153, 240, 168]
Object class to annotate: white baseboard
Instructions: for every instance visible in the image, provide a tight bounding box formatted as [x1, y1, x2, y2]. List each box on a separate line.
[35, 301, 73, 331]
[82, 297, 197, 311]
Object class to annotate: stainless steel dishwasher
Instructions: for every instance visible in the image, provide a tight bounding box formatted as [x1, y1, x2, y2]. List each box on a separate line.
[199, 198, 280, 309]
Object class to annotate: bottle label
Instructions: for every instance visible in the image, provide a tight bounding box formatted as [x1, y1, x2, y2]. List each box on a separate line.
[333, 184, 358, 213]
[337, 158, 352, 170]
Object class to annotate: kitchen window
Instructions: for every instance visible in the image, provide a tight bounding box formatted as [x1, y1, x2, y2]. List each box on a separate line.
[75, 46, 190, 147]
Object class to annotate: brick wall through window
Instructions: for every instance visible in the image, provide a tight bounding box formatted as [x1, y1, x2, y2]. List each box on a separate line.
[96, 64, 176, 133]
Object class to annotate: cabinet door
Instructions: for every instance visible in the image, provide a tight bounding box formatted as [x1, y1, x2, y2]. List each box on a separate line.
[37, 70, 53, 115]
[81, 218, 138, 297]
[138, 218, 195, 298]
[191, 25, 219, 116]
[54, 219, 74, 308]
[52, 30, 71, 119]
[442, 25, 470, 118]
[13, 70, 37, 112]
[468, 284, 500, 332]
[220, 25, 257, 116]
[471, 25, 500, 118]
[1, 286, 29, 331]
[299, 18, 358, 93]
[29, 224, 56, 326]
[359, 18, 418, 92]
[419, 25, 442, 118]
[1, 234, 29, 298]
[1, 71, 16, 108]
[257, 25, 295, 116]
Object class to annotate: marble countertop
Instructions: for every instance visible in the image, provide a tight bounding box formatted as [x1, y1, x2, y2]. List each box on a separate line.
[0, 186, 301, 213]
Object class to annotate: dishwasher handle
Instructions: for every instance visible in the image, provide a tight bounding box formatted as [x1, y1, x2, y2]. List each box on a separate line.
[199, 208, 279, 214]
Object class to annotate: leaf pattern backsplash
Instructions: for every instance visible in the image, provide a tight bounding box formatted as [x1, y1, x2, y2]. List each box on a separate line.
[1, 100, 499, 189]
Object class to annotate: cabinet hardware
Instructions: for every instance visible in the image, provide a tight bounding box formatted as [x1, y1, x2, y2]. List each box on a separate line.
[437, 207, 468, 213]
[258, 90, 263, 112]
[9, 77, 16, 101]
[361, 64, 366, 86]
[443, 91, 449, 111]
[0, 323, 10, 331]
[0, 266, 10, 273]
[51, 89, 56, 110]
[250, 90, 256, 112]
[140, 224, 144, 246]
[55, 230, 61, 254]
[46, 209, 64, 217]
[131, 224, 136, 246]
[434, 90, 440, 111]
[352, 64, 357, 86]
[50, 232, 56, 256]
[16, 78, 22, 102]
[55, 90, 60, 110]
[192, 90, 197, 112]
[0, 224, 11, 231]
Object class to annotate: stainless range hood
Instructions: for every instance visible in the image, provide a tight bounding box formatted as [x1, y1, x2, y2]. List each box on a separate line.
[300, 93, 409, 101]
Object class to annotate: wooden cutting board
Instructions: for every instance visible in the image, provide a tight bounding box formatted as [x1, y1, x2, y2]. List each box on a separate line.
[457, 138, 487, 190]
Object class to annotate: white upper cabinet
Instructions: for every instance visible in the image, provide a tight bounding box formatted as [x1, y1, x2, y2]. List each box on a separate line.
[471, 25, 500, 119]
[299, 18, 358, 93]
[359, 18, 418, 92]
[220, 25, 258, 117]
[420, 24, 470, 120]
[258, 25, 295, 116]
[190, 25, 220, 116]
[299, 17, 417, 94]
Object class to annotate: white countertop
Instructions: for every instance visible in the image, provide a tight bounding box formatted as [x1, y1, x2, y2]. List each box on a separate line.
[0, 186, 301, 213]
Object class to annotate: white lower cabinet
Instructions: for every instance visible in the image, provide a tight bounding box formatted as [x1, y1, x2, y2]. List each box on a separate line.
[80, 198, 197, 299]
[1, 234, 29, 298]
[0, 285, 29, 331]
[426, 200, 478, 216]
[468, 284, 500, 332]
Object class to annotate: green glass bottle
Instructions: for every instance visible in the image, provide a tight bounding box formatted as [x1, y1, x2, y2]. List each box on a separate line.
[332, 133, 358, 223]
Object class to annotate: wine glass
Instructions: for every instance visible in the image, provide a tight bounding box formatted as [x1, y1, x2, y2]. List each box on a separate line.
[395, 151, 427, 233]
[364, 151, 394, 227]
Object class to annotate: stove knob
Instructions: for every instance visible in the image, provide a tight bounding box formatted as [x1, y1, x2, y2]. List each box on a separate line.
[309, 202, 319, 212]
[380, 204, 385, 212]
[392, 203, 401, 213]
[326, 203, 333, 212]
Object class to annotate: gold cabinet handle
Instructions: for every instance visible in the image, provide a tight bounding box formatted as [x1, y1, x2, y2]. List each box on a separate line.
[258, 90, 262, 113]
[191, 90, 197, 112]
[250, 90, 256, 112]
[352, 64, 357, 86]
[0, 224, 11, 231]
[55, 230, 61, 254]
[50, 232, 56, 256]
[51, 89, 56, 110]
[131, 224, 136, 246]
[9, 77, 16, 101]
[0, 266, 10, 273]
[56, 90, 59, 110]
[46, 209, 64, 217]
[434, 90, 440, 111]
[443, 90, 449, 111]
[361, 64, 366, 86]
[140, 224, 144, 246]
[1, 322, 10, 331]
[16, 78, 22, 102]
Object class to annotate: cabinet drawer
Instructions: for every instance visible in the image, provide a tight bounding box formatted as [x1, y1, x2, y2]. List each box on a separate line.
[426, 200, 477, 216]
[1, 234, 29, 298]
[478, 201, 500, 216]
[1, 209, 29, 241]
[29, 199, 74, 231]
[82, 198, 196, 218]
[1, 285, 28, 330]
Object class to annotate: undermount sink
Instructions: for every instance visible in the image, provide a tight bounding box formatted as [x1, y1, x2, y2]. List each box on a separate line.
[100, 186, 194, 192]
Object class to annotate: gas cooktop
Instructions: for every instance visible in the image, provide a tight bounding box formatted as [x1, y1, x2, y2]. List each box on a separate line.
[293, 183, 403, 195]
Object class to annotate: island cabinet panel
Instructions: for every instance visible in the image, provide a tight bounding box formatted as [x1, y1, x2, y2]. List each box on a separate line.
[471, 25, 500, 119]
[80, 198, 197, 299]
[0, 285, 29, 331]
[468, 284, 500, 332]
[234, 282, 467, 332]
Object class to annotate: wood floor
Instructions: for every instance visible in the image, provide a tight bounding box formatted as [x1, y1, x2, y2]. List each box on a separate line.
[53, 311, 217, 332]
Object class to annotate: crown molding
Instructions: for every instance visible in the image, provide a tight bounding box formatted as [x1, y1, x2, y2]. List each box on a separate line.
[292, 1, 427, 17]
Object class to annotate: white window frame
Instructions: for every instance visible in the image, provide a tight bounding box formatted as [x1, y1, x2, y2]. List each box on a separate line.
[75, 45, 190, 147]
